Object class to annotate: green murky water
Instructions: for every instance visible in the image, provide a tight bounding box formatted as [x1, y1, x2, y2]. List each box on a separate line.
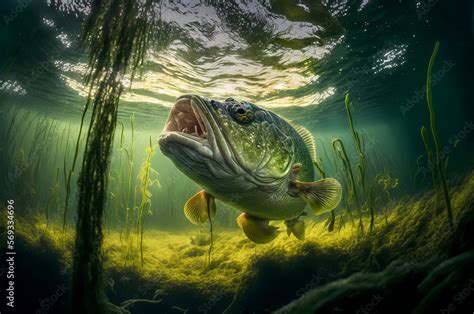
[0, 1, 473, 313]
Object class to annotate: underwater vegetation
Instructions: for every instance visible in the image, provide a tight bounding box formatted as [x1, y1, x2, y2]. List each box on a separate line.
[135, 137, 160, 266]
[0, 106, 80, 219]
[418, 41, 454, 227]
[5, 168, 474, 313]
[69, 0, 158, 313]
[0, 1, 162, 313]
[315, 94, 399, 238]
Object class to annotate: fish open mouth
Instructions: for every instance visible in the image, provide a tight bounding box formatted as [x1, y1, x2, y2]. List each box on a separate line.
[159, 95, 214, 158]
[164, 96, 208, 138]
[159, 95, 265, 181]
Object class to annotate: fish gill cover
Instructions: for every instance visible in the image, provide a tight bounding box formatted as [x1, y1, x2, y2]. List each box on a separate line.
[0, 0, 473, 314]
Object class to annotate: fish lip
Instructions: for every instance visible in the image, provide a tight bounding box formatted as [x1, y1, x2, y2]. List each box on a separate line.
[158, 95, 213, 159]
[189, 95, 216, 154]
[158, 132, 213, 159]
[159, 94, 243, 180]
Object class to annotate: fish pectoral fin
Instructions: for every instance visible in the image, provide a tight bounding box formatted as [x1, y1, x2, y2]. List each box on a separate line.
[293, 178, 342, 215]
[237, 213, 280, 244]
[184, 190, 216, 225]
[285, 219, 305, 241]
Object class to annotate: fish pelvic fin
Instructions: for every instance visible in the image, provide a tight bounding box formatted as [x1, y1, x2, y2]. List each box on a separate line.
[291, 178, 342, 215]
[237, 213, 280, 244]
[184, 190, 216, 225]
[285, 218, 305, 240]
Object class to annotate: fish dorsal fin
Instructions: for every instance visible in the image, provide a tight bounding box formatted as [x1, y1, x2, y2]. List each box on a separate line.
[279, 115, 317, 162]
[292, 123, 317, 162]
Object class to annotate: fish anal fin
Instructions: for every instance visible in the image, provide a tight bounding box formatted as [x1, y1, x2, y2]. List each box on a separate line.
[184, 190, 216, 225]
[285, 219, 305, 240]
[294, 178, 342, 215]
[237, 213, 280, 244]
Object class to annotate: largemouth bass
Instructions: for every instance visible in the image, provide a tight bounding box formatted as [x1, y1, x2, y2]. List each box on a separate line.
[158, 95, 341, 243]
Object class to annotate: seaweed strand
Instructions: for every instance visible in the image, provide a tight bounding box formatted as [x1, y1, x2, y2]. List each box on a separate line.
[71, 1, 156, 312]
[424, 41, 453, 227]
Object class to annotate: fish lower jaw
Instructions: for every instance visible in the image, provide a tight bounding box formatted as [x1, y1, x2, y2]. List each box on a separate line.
[159, 131, 213, 158]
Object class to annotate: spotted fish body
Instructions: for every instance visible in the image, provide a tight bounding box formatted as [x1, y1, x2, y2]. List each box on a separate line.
[159, 95, 341, 243]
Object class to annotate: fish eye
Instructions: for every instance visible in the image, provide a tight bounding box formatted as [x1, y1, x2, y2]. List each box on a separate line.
[229, 103, 255, 124]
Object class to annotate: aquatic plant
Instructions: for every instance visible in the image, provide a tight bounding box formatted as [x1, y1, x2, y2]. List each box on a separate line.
[135, 137, 160, 266]
[372, 171, 398, 226]
[45, 168, 61, 227]
[420, 41, 453, 227]
[32, 118, 59, 211]
[112, 121, 126, 224]
[0, 108, 77, 224]
[345, 96, 362, 154]
[2, 106, 24, 168]
[122, 114, 135, 251]
[2, 107, 24, 164]
[62, 123, 73, 228]
[102, 120, 126, 233]
[4, 106, 19, 145]
[375, 172, 399, 201]
[190, 231, 213, 246]
[8, 110, 34, 168]
[313, 157, 337, 231]
[63, 111, 88, 231]
[413, 155, 424, 183]
[313, 158, 326, 179]
[332, 139, 358, 205]
[345, 94, 367, 195]
[326, 94, 401, 236]
[70, 0, 157, 312]
[332, 138, 363, 232]
[420, 126, 437, 190]
[362, 188, 375, 235]
[5, 114, 55, 210]
[320, 141, 337, 174]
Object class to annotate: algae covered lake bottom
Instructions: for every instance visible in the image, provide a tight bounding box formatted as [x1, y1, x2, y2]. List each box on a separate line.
[8, 171, 474, 314]
[1, 1, 473, 313]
